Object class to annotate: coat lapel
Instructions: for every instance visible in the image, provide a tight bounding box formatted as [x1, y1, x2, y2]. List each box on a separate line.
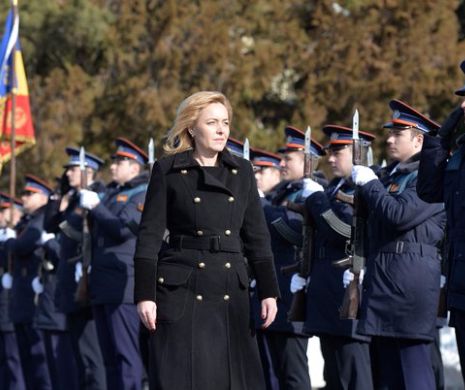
[172, 149, 242, 196]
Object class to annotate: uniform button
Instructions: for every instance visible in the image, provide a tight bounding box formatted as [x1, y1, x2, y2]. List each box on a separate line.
[158, 277, 164, 284]
[224, 262, 231, 269]
[225, 229, 231, 236]
[198, 262, 206, 269]
[224, 295, 230, 301]
[228, 196, 235, 202]
[196, 230, 204, 236]
[194, 197, 201, 203]
[181, 169, 188, 174]
[231, 169, 238, 175]
[196, 295, 203, 301]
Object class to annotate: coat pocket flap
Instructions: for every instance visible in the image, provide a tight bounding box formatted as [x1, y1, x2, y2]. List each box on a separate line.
[157, 263, 193, 286]
[236, 267, 249, 289]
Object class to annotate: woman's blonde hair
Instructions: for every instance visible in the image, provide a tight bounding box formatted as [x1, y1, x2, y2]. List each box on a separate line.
[163, 91, 233, 155]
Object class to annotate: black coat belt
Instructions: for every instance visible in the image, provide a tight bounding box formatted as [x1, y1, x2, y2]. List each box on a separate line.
[169, 235, 242, 253]
[377, 241, 438, 256]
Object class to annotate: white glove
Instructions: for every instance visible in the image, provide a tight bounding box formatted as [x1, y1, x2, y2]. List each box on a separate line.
[79, 190, 100, 210]
[343, 268, 365, 288]
[250, 279, 257, 288]
[290, 273, 309, 293]
[75, 262, 83, 283]
[257, 189, 265, 198]
[40, 231, 55, 245]
[440, 275, 446, 288]
[31, 276, 44, 294]
[1, 272, 12, 289]
[0, 227, 16, 242]
[352, 165, 378, 186]
[302, 178, 324, 198]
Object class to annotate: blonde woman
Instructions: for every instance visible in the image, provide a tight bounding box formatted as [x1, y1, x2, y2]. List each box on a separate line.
[134, 91, 280, 389]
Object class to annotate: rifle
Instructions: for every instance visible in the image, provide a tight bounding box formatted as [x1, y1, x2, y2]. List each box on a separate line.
[75, 147, 92, 305]
[333, 109, 367, 320]
[287, 127, 314, 322]
[437, 233, 449, 318]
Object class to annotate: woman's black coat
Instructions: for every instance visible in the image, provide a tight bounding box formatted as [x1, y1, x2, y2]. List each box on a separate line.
[134, 149, 280, 390]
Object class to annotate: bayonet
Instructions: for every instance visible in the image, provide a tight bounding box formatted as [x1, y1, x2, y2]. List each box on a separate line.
[148, 138, 155, 167]
[243, 138, 250, 161]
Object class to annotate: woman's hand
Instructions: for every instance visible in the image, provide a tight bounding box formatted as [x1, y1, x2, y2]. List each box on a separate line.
[261, 297, 277, 329]
[137, 300, 157, 331]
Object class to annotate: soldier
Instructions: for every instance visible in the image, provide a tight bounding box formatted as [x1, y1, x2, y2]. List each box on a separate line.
[0, 193, 25, 389]
[44, 147, 106, 389]
[417, 60, 465, 385]
[251, 148, 282, 199]
[79, 138, 148, 390]
[251, 126, 325, 390]
[292, 125, 375, 390]
[1, 175, 53, 389]
[349, 100, 446, 389]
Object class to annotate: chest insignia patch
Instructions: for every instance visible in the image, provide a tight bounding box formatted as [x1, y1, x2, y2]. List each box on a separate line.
[116, 194, 128, 202]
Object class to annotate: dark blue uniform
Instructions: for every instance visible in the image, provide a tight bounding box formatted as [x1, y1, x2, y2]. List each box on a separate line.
[0, 239, 25, 390]
[45, 185, 107, 390]
[6, 208, 52, 390]
[418, 133, 465, 384]
[34, 236, 79, 390]
[357, 155, 445, 389]
[89, 173, 148, 390]
[304, 178, 372, 390]
[252, 179, 311, 390]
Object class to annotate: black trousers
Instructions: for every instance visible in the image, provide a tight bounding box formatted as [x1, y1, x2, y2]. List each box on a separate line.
[68, 308, 106, 390]
[257, 330, 311, 390]
[319, 334, 373, 390]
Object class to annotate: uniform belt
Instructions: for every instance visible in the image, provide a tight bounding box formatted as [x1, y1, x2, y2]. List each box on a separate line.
[378, 241, 438, 256]
[170, 235, 242, 253]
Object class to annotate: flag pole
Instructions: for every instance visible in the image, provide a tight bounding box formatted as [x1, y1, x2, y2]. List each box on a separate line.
[8, 0, 17, 227]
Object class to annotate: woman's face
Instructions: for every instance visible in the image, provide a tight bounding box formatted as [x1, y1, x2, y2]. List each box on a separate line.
[191, 102, 230, 155]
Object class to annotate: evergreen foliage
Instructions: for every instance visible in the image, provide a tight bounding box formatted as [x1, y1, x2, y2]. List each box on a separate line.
[2, 0, 465, 186]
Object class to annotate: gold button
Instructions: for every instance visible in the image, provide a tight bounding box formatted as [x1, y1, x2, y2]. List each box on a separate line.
[196, 230, 204, 236]
[224, 295, 230, 301]
[198, 262, 206, 269]
[228, 196, 235, 202]
[194, 197, 201, 203]
[158, 277, 164, 284]
[231, 169, 238, 175]
[196, 295, 203, 301]
[224, 262, 231, 269]
[225, 230, 231, 236]
[181, 169, 187, 174]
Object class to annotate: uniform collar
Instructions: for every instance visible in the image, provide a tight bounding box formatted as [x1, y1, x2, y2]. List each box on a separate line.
[172, 149, 240, 170]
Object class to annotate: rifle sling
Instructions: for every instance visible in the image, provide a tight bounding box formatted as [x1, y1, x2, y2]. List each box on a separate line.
[321, 209, 351, 238]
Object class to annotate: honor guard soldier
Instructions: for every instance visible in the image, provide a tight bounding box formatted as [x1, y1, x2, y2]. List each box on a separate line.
[79, 138, 148, 390]
[253, 126, 325, 390]
[293, 125, 375, 390]
[44, 146, 106, 390]
[1, 176, 53, 389]
[251, 148, 282, 200]
[0, 193, 25, 389]
[417, 60, 465, 386]
[350, 100, 446, 389]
